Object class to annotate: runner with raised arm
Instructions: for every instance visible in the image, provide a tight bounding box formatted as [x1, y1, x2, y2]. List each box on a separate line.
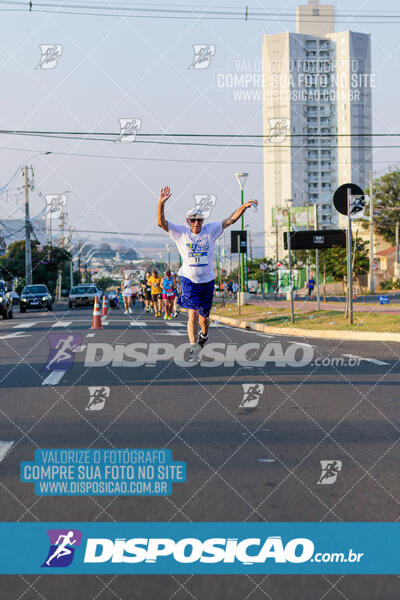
[157, 186, 257, 360]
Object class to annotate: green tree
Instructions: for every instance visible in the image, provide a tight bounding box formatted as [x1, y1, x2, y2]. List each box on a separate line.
[320, 240, 369, 290]
[94, 276, 118, 292]
[364, 169, 400, 244]
[0, 241, 71, 293]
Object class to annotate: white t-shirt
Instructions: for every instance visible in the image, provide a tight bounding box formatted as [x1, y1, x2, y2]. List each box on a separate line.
[167, 221, 223, 284]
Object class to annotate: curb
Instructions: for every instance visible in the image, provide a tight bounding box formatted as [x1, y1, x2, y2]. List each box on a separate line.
[210, 314, 400, 343]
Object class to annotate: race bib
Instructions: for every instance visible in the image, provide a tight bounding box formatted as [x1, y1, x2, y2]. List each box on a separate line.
[187, 241, 209, 267]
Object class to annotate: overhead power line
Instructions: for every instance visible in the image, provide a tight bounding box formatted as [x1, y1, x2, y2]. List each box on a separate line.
[0, 129, 398, 149]
[1, 145, 396, 167]
[2, 1, 400, 23]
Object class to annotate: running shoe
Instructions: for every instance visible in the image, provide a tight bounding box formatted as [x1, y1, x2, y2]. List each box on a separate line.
[188, 345, 200, 362]
[124, 310, 128, 315]
[167, 316, 172, 320]
[198, 332, 208, 349]
[164, 313, 168, 320]
[128, 307, 132, 314]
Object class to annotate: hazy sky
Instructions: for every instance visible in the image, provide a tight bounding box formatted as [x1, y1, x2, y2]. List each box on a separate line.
[0, 0, 399, 260]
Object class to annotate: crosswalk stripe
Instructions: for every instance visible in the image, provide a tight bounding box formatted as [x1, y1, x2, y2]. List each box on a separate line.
[51, 321, 72, 328]
[130, 321, 148, 327]
[41, 370, 67, 386]
[0, 441, 14, 463]
[13, 322, 37, 329]
[165, 322, 185, 327]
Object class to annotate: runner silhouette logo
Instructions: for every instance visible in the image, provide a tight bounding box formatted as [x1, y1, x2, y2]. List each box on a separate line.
[42, 529, 82, 568]
[43, 333, 82, 373]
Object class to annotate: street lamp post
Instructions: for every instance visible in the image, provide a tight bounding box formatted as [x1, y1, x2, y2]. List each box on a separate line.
[285, 199, 295, 324]
[235, 172, 248, 295]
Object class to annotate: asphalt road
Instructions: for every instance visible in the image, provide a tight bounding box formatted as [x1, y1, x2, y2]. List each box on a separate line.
[0, 301, 399, 599]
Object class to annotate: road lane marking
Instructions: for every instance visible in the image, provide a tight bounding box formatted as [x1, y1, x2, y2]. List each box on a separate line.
[288, 341, 317, 347]
[157, 331, 187, 336]
[13, 322, 37, 329]
[130, 321, 148, 327]
[0, 331, 30, 340]
[86, 333, 95, 337]
[0, 441, 13, 463]
[51, 321, 72, 328]
[165, 322, 185, 327]
[41, 370, 66, 386]
[341, 354, 389, 366]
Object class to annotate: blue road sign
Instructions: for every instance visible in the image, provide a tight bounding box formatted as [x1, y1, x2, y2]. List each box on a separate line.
[379, 295, 389, 305]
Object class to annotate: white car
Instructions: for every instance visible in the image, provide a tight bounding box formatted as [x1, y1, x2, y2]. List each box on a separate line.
[68, 284, 102, 309]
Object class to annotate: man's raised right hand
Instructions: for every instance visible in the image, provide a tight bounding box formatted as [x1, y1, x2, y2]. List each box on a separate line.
[159, 186, 171, 203]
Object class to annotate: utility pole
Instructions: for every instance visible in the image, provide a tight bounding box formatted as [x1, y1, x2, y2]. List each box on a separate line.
[56, 212, 66, 300]
[306, 202, 310, 282]
[396, 221, 400, 264]
[315, 204, 320, 310]
[369, 170, 375, 293]
[24, 166, 33, 285]
[347, 188, 354, 325]
[287, 205, 295, 323]
[275, 222, 279, 294]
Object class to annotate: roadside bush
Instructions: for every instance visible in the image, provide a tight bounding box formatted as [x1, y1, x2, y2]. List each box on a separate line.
[380, 279, 393, 290]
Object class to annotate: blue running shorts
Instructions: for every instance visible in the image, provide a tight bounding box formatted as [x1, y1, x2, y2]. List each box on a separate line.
[177, 276, 215, 317]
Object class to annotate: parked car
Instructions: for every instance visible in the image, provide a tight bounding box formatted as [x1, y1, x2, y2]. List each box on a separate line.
[20, 284, 53, 312]
[0, 280, 13, 319]
[10, 291, 20, 305]
[68, 284, 102, 309]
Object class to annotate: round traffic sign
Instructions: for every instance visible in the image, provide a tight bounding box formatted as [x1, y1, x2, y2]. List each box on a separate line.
[333, 183, 364, 216]
[260, 262, 267, 271]
[371, 261, 378, 271]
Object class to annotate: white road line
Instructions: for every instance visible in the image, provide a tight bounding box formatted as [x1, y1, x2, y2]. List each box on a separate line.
[41, 370, 67, 386]
[86, 333, 95, 338]
[130, 321, 148, 327]
[341, 354, 389, 366]
[51, 321, 72, 328]
[13, 322, 37, 329]
[165, 322, 185, 327]
[288, 341, 317, 348]
[157, 331, 187, 336]
[0, 331, 30, 340]
[0, 441, 14, 463]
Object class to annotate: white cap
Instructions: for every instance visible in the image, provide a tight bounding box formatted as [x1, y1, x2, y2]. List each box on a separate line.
[186, 208, 205, 220]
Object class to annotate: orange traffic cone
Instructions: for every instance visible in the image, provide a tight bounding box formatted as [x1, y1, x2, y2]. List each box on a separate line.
[101, 295, 108, 316]
[91, 296, 103, 329]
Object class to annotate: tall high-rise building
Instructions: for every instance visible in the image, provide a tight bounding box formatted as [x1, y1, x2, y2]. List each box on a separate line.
[262, 0, 372, 258]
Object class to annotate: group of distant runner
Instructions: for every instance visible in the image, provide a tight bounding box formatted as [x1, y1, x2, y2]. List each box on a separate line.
[140, 270, 180, 319]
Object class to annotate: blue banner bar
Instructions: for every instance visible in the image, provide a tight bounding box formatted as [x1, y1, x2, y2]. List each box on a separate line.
[0, 522, 398, 574]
